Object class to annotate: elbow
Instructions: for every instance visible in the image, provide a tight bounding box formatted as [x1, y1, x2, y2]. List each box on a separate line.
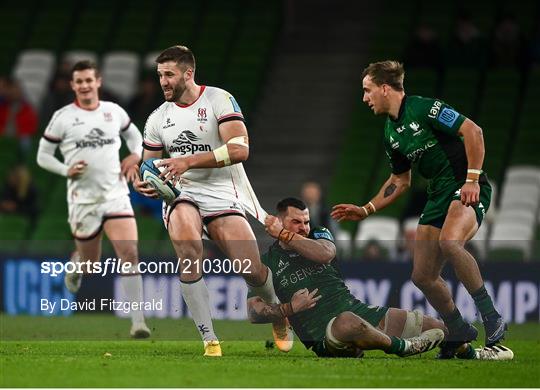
[235, 146, 249, 163]
[228, 143, 249, 163]
[36, 151, 44, 168]
[246, 301, 261, 323]
[321, 252, 335, 264]
[318, 247, 336, 264]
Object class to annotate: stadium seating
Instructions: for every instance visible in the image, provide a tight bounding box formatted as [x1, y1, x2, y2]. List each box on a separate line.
[12, 50, 56, 109]
[334, 228, 352, 259]
[476, 69, 520, 183]
[511, 68, 540, 166]
[66, 2, 117, 53]
[0, 215, 30, 255]
[440, 68, 480, 118]
[2, 0, 538, 263]
[488, 165, 540, 260]
[0, 2, 32, 73]
[0, 214, 30, 241]
[101, 51, 140, 104]
[222, 0, 280, 115]
[150, 2, 201, 52]
[62, 50, 99, 66]
[24, 3, 76, 52]
[108, 0, 159, 53]
[354, 216, 400, 257]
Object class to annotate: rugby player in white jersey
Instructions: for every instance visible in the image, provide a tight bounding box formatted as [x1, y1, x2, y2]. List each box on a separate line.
[133, 45, 291, 356]
[37, 60, 150, 338]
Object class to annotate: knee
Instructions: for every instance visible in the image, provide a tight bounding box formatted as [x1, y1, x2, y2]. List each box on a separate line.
[423, 316, 448, 336]
[333, 312, 367, 340]
[438, 239, 463, 259]
[173, 239, 203, 260]
[411, 271, 435, 291]
[118, 246, 138, 264]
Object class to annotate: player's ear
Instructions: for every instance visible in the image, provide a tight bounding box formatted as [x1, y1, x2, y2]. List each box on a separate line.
[95, 76, 102, 88]
[382, 84, 388, 97]
[184, 68, 194, 82]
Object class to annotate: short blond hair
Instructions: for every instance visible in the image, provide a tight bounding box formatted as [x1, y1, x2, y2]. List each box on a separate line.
[362, 61, 404, 91]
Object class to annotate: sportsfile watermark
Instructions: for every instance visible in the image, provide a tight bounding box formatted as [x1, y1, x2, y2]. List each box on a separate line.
[41, 257, 253, 277]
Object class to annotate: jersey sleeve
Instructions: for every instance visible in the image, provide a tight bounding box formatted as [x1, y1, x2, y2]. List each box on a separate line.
[308, 226, 335, 243]
[423, 98, 466, 135]
[42, 109, 65, 144]
[115, 104, 132, 132]
[384, 139, 411, 174]
[142, 108, 164, 151]
[211, 88, 245, 125]
[247, 252, 271, 299]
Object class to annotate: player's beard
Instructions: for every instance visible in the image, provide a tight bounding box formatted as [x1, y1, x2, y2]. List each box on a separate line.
[164, 81, 186, 102]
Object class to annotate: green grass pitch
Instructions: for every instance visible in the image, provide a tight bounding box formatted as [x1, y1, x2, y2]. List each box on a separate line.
[1, 314, 539, 387]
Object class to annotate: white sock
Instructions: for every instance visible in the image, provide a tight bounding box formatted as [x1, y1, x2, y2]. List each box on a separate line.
[249, 267, 279, 304]
[180, 277, 218, 342]
[120, 274, 145, 325]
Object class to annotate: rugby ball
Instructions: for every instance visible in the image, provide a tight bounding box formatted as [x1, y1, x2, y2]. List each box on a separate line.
[139, 158, 180, 203]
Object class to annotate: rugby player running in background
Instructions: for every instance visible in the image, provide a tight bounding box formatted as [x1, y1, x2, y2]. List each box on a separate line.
[37, 60, 150, 338]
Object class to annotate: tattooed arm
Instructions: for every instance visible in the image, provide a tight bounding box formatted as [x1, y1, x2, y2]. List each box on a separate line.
[331, 170, 411, 222]
[247, 288, 321, 324]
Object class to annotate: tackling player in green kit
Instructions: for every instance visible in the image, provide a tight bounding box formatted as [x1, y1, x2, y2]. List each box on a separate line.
[248, 197, 446, 358]
[331, 61, 513, 360]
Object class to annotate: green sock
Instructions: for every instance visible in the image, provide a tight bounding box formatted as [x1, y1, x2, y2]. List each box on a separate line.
[471, 285, 498, 320]
[440, 307, 467, 334]
[456, 344, 477, 360]
[387, 336, 405, 354]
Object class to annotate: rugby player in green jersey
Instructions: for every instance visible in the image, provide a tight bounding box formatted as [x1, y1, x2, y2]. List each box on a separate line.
[247, 197, 446, 358]
[331, 61, 512, 360]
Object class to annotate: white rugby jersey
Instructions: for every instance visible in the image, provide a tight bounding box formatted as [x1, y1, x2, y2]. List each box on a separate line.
[42, 101, 133, 204]
[142, 86, 245, 186]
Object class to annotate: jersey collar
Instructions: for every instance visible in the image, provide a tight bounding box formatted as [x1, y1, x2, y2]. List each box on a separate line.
[389, 95, 407, 123]
[175, 85, 206, 108]
[74, 99, 100, 111]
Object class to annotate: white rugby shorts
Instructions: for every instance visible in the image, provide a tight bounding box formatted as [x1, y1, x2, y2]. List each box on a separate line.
[162, 182, 246, 229]
[68, 195, 134, 240]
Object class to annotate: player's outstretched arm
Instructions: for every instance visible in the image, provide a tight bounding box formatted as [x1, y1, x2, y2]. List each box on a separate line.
[247, 288, 321, 323]
[265, 215, 336, 264]
[156, 120, 249, 186]
[331, 170, 411, 222]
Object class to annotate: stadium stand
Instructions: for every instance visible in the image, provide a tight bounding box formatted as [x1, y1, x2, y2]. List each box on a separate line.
[354, 216, 400, 258]
[1, 0, 538, 263]
[108, 0, 159, 53]
[476, 69, 521, 184]
[23, 3, 76, 53]
[488, 166, 540, 260]
[12, 50, 56, 109]
[440, 68, 480, 119]
[63, 50, 99, 66]
[66, 1, 118, 54]
[0, 3, 32, 74]
[101, 51, 140, 104]
[511, 68, 540, 166]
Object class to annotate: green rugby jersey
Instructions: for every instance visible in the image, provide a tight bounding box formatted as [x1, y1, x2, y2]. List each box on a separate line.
[384, 95, 488, 196]
[259, 227, 370, 347]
